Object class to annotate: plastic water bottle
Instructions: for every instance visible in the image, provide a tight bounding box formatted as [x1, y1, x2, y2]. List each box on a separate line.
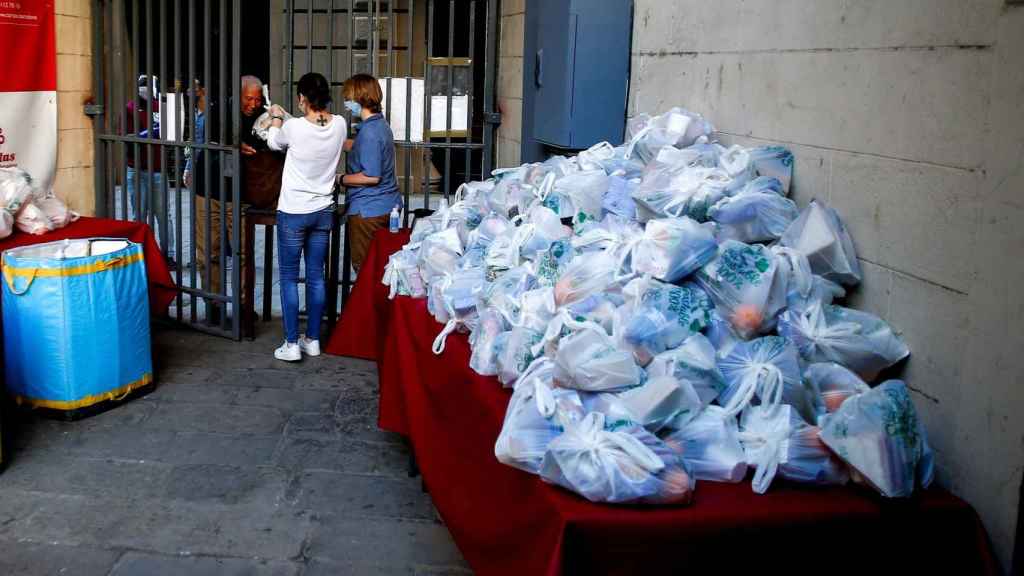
[389, 204, 401, 233]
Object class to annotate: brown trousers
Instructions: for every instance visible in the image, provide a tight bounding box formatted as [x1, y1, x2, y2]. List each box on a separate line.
[193, 196, 247, 302]
[348, 213, 389, 271]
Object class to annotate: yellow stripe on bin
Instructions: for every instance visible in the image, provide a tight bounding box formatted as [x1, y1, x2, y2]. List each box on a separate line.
[12, 373, 154, 411]
[2, 250, 144, 280]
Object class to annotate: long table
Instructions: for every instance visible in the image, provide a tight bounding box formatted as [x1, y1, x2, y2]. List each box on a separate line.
[327, 230, 997, 576]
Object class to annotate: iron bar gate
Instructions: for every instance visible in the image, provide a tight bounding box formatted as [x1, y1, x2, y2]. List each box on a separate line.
[276, 0, 499, 305]
[91, 0, 244, 339]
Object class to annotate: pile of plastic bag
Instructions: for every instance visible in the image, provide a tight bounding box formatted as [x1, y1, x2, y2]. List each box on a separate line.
[0, 167, 79, 240]
[383, 106, 933, 504]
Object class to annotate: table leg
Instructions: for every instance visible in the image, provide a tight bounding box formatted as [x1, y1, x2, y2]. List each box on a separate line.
[244, 218, 256, 340]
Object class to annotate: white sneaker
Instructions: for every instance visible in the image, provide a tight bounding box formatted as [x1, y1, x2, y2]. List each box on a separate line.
[274, 341, 301, 362]
[299, 336, 321, 357]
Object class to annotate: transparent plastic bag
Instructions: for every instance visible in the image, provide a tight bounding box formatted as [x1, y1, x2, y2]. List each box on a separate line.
[748, 146, 794, 195]
[418, 227, 463, 282]
[614, 375, 703, 433]
[803, 362, 870, 417]
[602, 174, 639, 220]
[470, 309, 508, 376]
[661, 405, 748, 483]
[553, 249, 621, 308]
[646, 334, 726, 408]
[430, 267, 485, 354]
[515, 205, 571, 261]
[739, 404, 849, 494]
[695, 240, 782, 338]
[478, 265, 536, 327]
[37, 196, 79, 229]
[625, 107, 715, 164]
[709, 192, 799, 244]
[496, 326, 545, 387]
[533, 238, 575, 288]
[0, 209, 12, 239]
[0, 167, 37, 215]
[540, 412, 695, 505]
[382, 247, 426, 299]
[15, 201, 55, 235]
[553, 321, 644, 392]
[631, 217, 718, 283]
[778, 302, 910, 382]
[818, 380, 934, 498]
[553, 169, 609, 227]
[495, 357, 585, 474]
[717, 336, 805, 419]
[632, 164, 730, 223]
[576, 141, 616, 172]
[621, 277, 713, 365]
[780, 200, 862, 286]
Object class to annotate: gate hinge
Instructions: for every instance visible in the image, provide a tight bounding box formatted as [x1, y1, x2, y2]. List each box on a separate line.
[83, 104, 104, 117]
[484, 112, 502, 125]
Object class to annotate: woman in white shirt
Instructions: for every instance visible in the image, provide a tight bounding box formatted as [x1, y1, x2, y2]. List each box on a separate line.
[266, 72, 347, 362]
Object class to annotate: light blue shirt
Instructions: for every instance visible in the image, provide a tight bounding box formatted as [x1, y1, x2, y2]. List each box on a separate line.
[345, 113, 400, 217]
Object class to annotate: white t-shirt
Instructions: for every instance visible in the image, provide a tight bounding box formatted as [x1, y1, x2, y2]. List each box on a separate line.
[267, 114, 347, 214]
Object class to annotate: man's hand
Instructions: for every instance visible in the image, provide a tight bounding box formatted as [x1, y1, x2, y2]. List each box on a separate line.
[240, 142, 257, 157]
[183, 170, 192, 188]
[269, 104, 286, 118]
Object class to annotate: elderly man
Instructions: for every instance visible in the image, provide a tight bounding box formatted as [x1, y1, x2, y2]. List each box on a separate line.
[185, 75, 268, 324]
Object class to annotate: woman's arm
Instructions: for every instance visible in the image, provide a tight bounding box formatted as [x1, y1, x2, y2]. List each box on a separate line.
[342, 172, 380, 187]
[266, 105, 289, 151]
[343, 138, 355, 152]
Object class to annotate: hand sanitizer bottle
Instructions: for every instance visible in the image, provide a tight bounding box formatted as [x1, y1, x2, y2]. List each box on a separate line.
[389, 204, 401, 233]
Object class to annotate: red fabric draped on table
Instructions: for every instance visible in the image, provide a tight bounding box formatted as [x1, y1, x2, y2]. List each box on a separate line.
[328, 233, 998, 576]
[0, 217, 176, 314]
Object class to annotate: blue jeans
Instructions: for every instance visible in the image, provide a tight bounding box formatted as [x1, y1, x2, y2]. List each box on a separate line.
[127, 168, 175, 258]
[277, 208, 333, 343]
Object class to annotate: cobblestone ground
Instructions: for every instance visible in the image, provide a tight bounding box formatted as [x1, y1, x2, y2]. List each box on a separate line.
[0, 322, 470, 575]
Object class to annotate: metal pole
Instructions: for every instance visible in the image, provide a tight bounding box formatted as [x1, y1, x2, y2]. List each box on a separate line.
[403, 0, 412, 226]
[219, 0, 229, 332]
[466, 0, 475, 182]
[188, 0, 198, 324]
[173, 0, 184, 321]
[424, 0, 433, 210]
[232, 0, 242, 340]
[203, 0, 212, 321]
[444, 0, 454, 200]
[481, 0, 497, 175]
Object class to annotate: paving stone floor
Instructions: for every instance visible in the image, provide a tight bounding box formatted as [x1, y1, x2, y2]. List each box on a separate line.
[0, 322, 470, 575]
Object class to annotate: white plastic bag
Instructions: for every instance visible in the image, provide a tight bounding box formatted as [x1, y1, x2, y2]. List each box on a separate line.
[0, 209, 12, 239]
[576, 141, 616, 172]
[625, 107, 714, 163]
[778, 302, 910, 382]
[613, 375, 703, 433]
[37, 196, 79, 229]
[780, 200, 862, 286]
[552, 169, 608, 227]
[631, 217, 717, 283]
[469, 309, 508, 376]
[515, 286, 557, 333]
[818, 380, 934, 498]
[418, 227, 464, 282]
[495, 357, 585, 474]
[553, 249, 621, 307]
[430, 267, 485, 354]
[748, 146, 794, 195]
[533, 238, 575, 287]
[739, 404, 849, 494]
[553, 321, 644, 392]
[514, 205, 571, 261]
[716, 336, 805, 419]
[0, 167, 36, 215]
[804, 362, 870, 416]
[632, 165, 731, 223]
[662, 405, 748, 483]
[478, 265, 536, 326]
[708, 192, 799, 243]
[496, 326, 545, 387]
[381, 247, 426, 299]
[646, 334, 726, 408]
[15, 201, 54, 235]
[620, 277, 713, 365]
[695, 240, 782, 338]
[540, 412, 695, 505]
[601, 174, 639, 220]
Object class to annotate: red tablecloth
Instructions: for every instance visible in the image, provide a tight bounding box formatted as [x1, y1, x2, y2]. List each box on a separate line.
[329, 234, 998, 576]
[325, 228, 410, 358]
[0, 217, 176, 314]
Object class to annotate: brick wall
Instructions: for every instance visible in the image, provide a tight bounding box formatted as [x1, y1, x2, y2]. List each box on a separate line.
[54, 0, 95, 215]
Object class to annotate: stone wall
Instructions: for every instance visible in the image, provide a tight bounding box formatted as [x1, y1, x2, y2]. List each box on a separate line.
[495, 0, 523, 168]
[54, 0, 95, 215]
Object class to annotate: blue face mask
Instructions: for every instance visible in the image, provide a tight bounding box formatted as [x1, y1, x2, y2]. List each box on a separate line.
[344, 100, 362, 117]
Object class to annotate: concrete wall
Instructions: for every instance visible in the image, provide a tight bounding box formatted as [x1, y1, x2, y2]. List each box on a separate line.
[491, 0, 1023, 569]
[54, 0, 95, 215]
[496, 0, 524, 168]
[626, 0, 1022, 569]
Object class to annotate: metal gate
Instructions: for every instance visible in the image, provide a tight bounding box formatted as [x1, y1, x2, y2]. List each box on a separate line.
[91, 0, 244, 339]
[275, 0, 500, 301]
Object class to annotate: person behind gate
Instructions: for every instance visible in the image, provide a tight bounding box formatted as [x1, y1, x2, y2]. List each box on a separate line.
[266, 73, 347, 362]
[340, 73, 401, 271]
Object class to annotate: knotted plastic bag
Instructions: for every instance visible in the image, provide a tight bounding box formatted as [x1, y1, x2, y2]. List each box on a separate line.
[430, 267, 485, 354]
[496, 326, 545, 387]
[646, 334, 726, 408]
[621, 277, 713, 365]
[553, 320, 644, 392]
[717, 336, 806, 419]
[37, 196, 79, 229]
[778, 302, 910, 382]
[609, 374, 703, 433]
[514, 204, 571, 261]
[553, 249, 621, 308]
[632, 164, 731, 223]
[15, 201, 54, 235]
[533, 238, 575, 287]
[469, 309, 508, 376]
[631, 217, 718, 283]
[662, 405, 748, 483]
[803, 362, 870, 417]
[252, 85, 293, 141]
[602, 174, 639, 220]
[540, 412, 695, 505]
[495, 357, 585, 474]
[739, 404, 849, 494]
[625, 107, 714, 163]
[780, 200, 862, 286]
[695, 240, 782, 338]
[709, 192, 799, 243]
[418, 227, 463, 282]
[552, 169, 609, 227]
[514, 286, 557, 334]
[382, 247, 426, 299]
[818, 380, 934, 498]
[0, 167, 35, 215]
[478, 265, 536, 327]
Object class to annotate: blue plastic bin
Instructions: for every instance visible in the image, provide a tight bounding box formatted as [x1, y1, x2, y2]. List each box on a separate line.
[2, 237, 153, 411]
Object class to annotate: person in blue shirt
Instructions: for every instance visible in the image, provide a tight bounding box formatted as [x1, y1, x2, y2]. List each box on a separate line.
[339, 74, 401, 270]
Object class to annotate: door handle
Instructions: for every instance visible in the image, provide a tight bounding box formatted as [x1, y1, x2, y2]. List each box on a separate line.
[535, 49, 544, 88]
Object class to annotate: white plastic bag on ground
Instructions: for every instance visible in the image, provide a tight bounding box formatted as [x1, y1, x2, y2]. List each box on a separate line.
[553, 321, 644, 392]
[748, 146, 794, 194]
[515, 205, 571, 261]
[709, 192, 799, 243]
[533, 238, 574, 287]
[739, 404, 849, 494]
[614, 375, 703, 433]
[717, 336, 805, 419]
[804, 362, 870, 416]
[625, 108, 714, 163]
[818, 380, 934, 498]
[495, 357, 585, 474]
[631, 217, 717, 283]
[646, 334, 726, 408]
[780, 200, 862, 286]
[540, 412, 695, 505]
[695, 240, 782, 338]
[662, 405, 748, 483]
[778, 302, 910, 382]
[470, 309, 508, 376]
[576, 141, 616, 172]
[620, 278, 713, 365]
[602, 174, 639, 220]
